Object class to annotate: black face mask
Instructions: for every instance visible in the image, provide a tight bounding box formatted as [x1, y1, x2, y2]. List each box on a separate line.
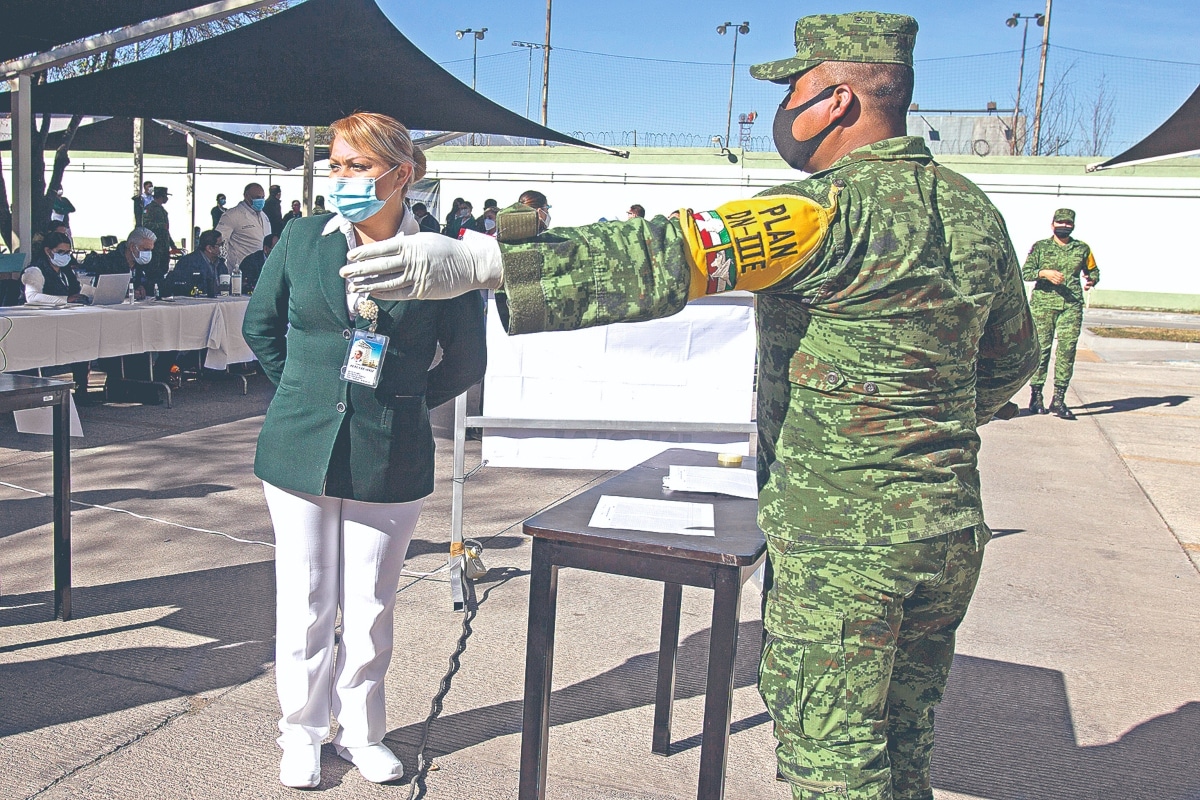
[773, 85, 840, 171]
[1054, 226, 1073, 238]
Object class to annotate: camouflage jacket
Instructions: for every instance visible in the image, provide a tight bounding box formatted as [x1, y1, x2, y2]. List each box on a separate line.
[497, 137, 1037, 545]
[1021, 237, 1098, 305]
[141, 203, 174, 250]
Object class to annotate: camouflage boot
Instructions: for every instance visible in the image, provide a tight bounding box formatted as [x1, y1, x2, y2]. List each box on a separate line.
[1028, 385, 1047, 415]
[1049, 388, 1076, 420]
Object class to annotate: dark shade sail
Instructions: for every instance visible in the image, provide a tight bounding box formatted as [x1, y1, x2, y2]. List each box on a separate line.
[1, 117, 306, 168]
[0, 0, 204, 63]
[1091, 84, 1200, 171]
[23, 0, 620, 155]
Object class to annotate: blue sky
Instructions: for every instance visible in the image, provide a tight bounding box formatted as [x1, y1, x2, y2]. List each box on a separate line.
[385, 1, 1199, 67]
[374, 1, 1199, 155]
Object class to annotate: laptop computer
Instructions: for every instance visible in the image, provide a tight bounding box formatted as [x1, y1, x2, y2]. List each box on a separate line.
[92, 272, 131, 305]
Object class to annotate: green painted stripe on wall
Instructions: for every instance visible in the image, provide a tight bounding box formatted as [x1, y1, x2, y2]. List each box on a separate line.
[1089, 290, 1200, 312]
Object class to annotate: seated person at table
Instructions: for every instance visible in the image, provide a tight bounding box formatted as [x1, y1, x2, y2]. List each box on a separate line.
[22, 231, 92, 398]
[83, 227, 156, 298]
[165, 230, 228, 298]
[23, 232, 86, 306]
[235, 233, 277, 295]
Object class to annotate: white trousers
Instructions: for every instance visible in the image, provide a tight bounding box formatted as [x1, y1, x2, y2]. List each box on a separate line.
[263, 481, 423, 749]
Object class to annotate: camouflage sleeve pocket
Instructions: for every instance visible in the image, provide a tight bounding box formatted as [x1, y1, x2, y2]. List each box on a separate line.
[760, 606, 850, 744]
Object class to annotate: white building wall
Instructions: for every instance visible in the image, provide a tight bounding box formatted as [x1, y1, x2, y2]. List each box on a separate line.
[7, 152, 1199, 299]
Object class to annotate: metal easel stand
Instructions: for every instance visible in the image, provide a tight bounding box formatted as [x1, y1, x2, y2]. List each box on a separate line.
[448, 397, 757, 610]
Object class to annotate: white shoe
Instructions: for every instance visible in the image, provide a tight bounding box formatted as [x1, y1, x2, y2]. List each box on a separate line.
[279, 742, 321, 789]
[335, 743, 405, 783]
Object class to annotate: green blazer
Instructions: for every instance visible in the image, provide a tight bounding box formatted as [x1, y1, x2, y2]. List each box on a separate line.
[243, 215, 486, 503]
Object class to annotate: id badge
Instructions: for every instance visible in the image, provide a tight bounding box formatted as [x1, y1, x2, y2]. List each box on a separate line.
[341, 330, 389, 387]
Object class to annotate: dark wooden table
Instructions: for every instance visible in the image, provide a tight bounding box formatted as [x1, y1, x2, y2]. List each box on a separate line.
[519, 448, 766, 800]
[0, 374, 74, 620]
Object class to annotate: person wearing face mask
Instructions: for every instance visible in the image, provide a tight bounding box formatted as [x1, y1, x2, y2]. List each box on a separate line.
[1021, 208, 1100, 419]
[211, 193, 228, 229]
[476, 205, 499, 236]
[341, 13, 1038, 799]
[242, 112, 485, 790]
[23, 231, 84, 306]
[140, 186, 177, 297]
[216, 182, 271, 274]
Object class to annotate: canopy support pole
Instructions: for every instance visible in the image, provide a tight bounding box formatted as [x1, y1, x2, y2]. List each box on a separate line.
[9, 72, 32, 253]
[132, 118, 145, 226]
[186, 131, 197, 248]
[303, 126, 315, 215]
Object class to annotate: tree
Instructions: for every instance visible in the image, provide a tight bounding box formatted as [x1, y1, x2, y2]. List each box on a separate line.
[1077, 74, 1116, 157]
[259, 125, 332, 146]
[0, 3, 288, 249]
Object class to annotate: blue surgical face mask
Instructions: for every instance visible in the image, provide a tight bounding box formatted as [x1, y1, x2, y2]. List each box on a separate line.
[250, 197, 266, 211]
[135, 249, 154, 265]
[50, 252, 71, 268]
[329, 164, 400, 223]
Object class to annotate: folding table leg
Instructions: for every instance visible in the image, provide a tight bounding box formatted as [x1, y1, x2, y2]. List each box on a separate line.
[519, 540, 560, 800]
[52, 395, 72, 621]
[697, 567, 742, 800]
[653, 581, 683, 755]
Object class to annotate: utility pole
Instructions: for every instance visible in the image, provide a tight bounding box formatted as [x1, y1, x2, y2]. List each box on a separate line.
[1031, 0, 1053, 156]
[541, 0, 552, 134]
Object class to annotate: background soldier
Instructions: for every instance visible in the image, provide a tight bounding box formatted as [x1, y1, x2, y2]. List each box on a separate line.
[140, 186, 175, 297]
[1022, 208, 1100, 419]
[339, 12, 1037, 799]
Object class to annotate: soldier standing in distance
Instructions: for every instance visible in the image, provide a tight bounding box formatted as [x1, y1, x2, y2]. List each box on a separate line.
[341, 12, 1038, 799]
[1022, 208, 1100, 419]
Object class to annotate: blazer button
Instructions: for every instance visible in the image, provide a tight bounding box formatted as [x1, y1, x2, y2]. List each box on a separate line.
[336, 402, 347, 413]
[864, 381, 878, 395]
[342, 329, 352, 340]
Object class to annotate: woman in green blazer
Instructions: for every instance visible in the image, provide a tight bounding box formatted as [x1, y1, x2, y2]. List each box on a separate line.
[242, 112, 485, 789]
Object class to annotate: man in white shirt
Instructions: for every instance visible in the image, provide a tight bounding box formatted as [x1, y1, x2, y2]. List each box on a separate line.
[216, 182, 270, 271]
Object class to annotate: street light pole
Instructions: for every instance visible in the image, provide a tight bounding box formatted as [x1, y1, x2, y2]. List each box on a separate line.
[1031, 0, 1053, 156]
[454, 27, 487, 91]
[716, 21, 750, 149]
[512, 40, 546, 119]
[1005, 12, 1045, 155]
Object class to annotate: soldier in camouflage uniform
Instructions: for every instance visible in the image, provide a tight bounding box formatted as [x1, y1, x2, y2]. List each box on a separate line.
[1021, 208, 1099, 419]
[340, 12, 1037, 799]
[140, 186, 175, 298]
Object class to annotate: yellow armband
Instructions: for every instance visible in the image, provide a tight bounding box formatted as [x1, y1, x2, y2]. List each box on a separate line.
[680, 185, 840, 300]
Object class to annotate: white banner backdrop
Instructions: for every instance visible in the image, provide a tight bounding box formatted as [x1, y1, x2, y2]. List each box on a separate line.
[481, 293, 757, 470]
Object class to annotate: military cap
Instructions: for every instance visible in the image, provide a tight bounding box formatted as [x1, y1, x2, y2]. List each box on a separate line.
[1053, 208, 1076, 223]
[750, 11, 918, 84]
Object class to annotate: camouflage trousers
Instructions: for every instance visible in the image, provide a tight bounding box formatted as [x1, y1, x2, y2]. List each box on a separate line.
[759, 526, 986, 800]
[1029, 295, 1083, 390]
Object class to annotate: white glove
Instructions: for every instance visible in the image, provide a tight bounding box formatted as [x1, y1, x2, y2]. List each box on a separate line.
[340, 231, 504, 301]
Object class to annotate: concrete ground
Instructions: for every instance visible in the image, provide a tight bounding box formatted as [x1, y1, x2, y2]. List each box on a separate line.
[1, 309, 1198, 800]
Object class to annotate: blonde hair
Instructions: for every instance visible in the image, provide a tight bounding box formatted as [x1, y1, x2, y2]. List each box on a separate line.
[328, 112, 428, 191]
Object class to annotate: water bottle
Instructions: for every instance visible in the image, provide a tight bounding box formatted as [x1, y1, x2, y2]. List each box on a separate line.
[230, 264, 243, 296]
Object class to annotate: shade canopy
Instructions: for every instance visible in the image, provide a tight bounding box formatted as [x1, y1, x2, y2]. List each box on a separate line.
[22, 0, 619, 155]
[0, 116, 306, 168]
[1090, 84, 1200, 171]
[0, 0, 203, 63]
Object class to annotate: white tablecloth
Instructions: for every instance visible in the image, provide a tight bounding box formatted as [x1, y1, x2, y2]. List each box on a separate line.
[0, 296, 254, 372]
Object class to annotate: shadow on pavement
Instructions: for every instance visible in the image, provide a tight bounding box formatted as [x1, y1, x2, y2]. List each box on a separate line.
[0, 561, 275, 736]
[0, 483, 235, 539]
[388, 618, 765, 759]
[1075, 395, 1190, 416]
[934, 654, 1200, 799]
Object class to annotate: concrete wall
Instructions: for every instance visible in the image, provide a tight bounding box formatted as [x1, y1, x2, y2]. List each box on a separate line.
[7, 146, 1199, 309]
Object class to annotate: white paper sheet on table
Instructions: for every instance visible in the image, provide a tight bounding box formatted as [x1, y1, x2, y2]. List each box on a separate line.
[661, 465, 757, 499]
[587, 495, 715, 536]
[13, 395, 84, 437]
